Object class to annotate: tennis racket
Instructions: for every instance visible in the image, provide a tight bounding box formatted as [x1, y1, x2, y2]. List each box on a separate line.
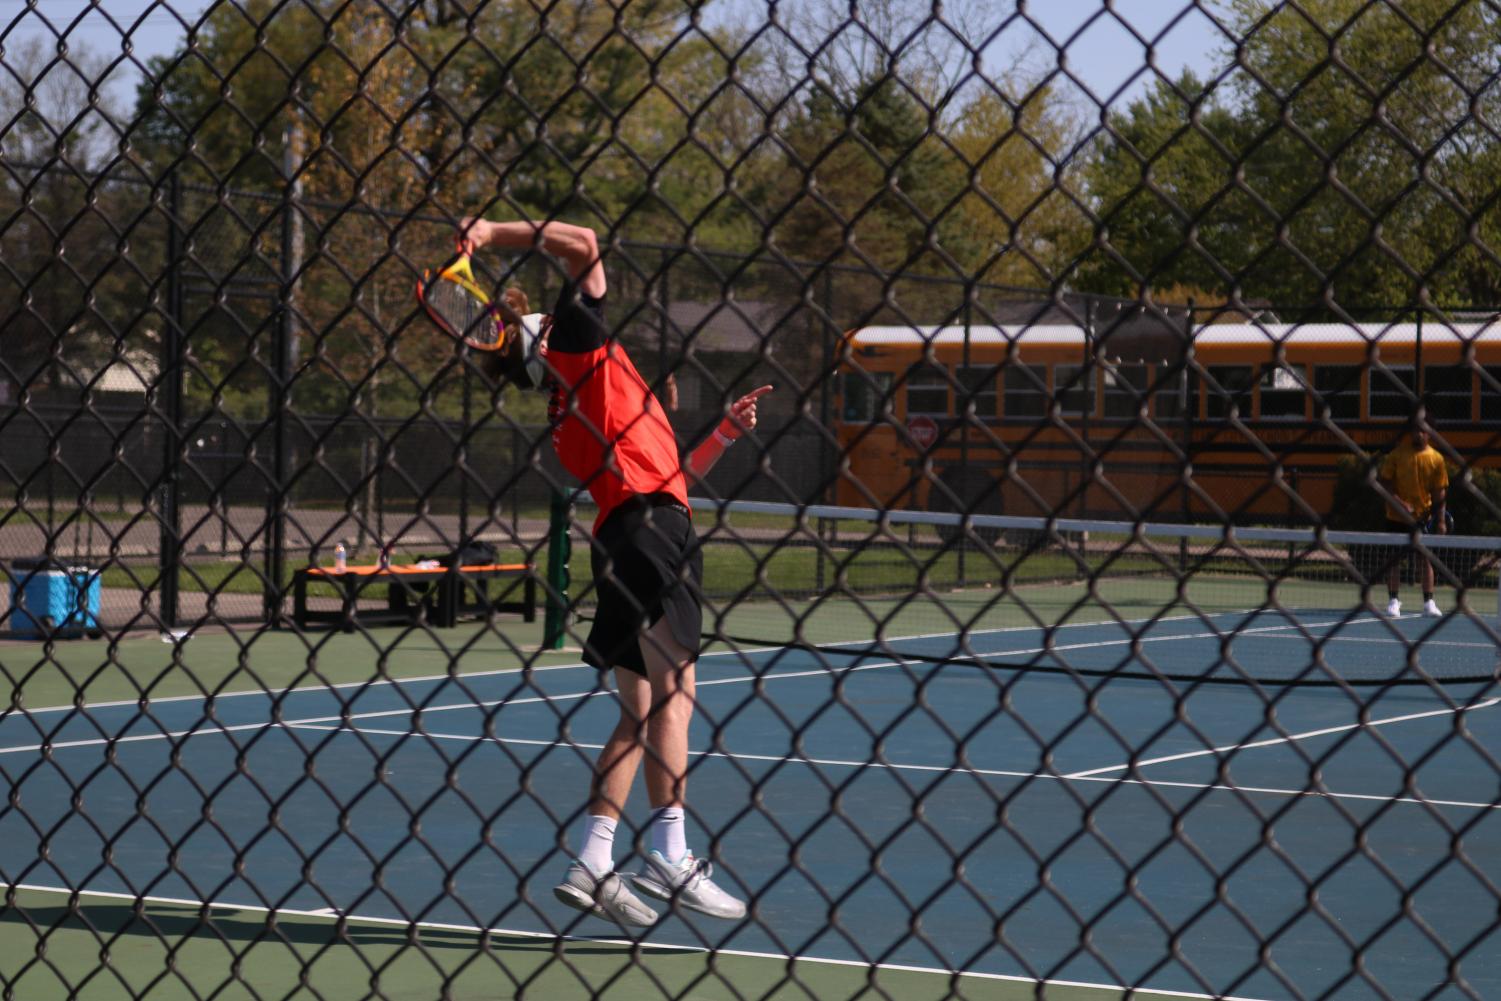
[417, 254, 517, 350]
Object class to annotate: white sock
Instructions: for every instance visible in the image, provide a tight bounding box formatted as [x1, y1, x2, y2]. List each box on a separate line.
[650, 807, 687, 864]
[577, 814, 618, 877]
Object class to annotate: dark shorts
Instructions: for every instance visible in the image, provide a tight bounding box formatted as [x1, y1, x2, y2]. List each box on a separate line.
[584, 495, 703, 676]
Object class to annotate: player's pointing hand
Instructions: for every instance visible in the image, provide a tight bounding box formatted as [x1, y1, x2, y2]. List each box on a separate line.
[721, 385, 774, 441]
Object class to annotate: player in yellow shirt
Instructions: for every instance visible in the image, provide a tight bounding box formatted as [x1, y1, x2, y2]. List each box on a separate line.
[1377, 410, 1449, 618]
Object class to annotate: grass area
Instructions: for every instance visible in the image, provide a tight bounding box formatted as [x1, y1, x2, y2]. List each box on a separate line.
[0, 887, 1237, 1001]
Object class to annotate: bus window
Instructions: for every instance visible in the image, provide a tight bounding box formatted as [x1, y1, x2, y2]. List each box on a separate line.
[842, 370, 893, 422]
[906, 365, 948, 416]
[1258, 363, 1307, 419]
[1102, 364, 1148, 418]
[957, 366, 998, 418]
[1206, 366, 1253, 418]
[1054, 364, 1096, 416]
[1482, 367, 1501, 422]
[1154, 365, 1198, 419]
[1423, 365, 1472, 423]
[1370, 366, 1414, 419]
[1313, 365, 1361, 421]
[1003, 364, 1047, 418]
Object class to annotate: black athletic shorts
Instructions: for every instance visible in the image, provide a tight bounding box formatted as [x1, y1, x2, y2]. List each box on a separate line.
[584, 494, 703, 676]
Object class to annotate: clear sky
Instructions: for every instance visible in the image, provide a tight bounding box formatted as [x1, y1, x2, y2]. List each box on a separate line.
[0, 1, 1234, 117]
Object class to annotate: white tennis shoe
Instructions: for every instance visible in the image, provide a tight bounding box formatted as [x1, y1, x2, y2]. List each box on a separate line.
[1423, 598, 1442, 618]
[554, 860, 659, 927]
[1385, 597, 1402, 618]
[632, 850, 747, 920]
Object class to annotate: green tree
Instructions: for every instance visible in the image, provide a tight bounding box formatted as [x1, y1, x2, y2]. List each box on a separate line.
[0, 40, 144, 398]
[1080, 0, 1501, 312]
[948, 80, 1092, 293]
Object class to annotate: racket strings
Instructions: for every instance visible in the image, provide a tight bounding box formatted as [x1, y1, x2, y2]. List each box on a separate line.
[428, 278, 495, 346]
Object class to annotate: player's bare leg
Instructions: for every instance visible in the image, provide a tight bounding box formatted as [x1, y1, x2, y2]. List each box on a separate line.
[631, 617, 745, 919]
[553, 668, 658, 926]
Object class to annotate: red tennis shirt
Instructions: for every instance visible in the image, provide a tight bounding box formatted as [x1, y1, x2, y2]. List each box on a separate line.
[545, 283, 688, 533]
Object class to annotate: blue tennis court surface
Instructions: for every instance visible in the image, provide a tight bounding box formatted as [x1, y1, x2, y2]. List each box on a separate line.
[3, 609, 1500, 1000]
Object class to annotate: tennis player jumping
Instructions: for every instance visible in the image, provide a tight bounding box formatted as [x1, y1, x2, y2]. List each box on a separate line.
[458, 215, 769, 927]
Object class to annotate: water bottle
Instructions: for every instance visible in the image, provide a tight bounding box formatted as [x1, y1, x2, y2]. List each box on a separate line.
[377, 541, 391, 570]
[333, 542, 347, 574]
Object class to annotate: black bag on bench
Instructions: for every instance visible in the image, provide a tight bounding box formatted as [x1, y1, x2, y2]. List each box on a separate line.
[440, 540, 498, 568]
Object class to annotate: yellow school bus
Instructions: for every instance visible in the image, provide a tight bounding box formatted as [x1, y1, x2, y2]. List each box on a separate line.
[833, 321, 1501, 525]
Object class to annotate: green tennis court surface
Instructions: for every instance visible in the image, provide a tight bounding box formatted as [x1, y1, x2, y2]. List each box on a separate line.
[1, 886, 1253, 1001]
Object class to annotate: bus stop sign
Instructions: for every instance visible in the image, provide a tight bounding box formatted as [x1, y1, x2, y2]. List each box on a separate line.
[907, 415, 939, 450]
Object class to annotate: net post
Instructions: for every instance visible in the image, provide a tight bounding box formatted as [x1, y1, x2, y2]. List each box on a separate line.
[543, 487, 571, 650]
[1494, 539, 1500, 629]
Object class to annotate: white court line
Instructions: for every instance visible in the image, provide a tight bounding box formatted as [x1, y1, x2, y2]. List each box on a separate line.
[0, 881, 1277, 1001]
[0, 661, 917, 756]
[900, 614, 1408, 665]
[1064, 698, 1501, 779]
[9, 606, 1255, 718]
[8, 642, 779, 717]
[13, 660, 1497, 812]
[283, 722, 1501, 813]
[6, 617, 1488, 757]
[1238, 632, 1496, 649]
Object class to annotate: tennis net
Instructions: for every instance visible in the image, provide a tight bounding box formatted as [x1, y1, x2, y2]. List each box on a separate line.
[571, 498, 1501, 687]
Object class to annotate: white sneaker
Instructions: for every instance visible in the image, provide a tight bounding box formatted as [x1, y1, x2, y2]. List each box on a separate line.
[1385, 597, 1401, 618]
[554, 860, 658, 926]
[632, 850, 747, 920]
[1423, 598, 1442, 618]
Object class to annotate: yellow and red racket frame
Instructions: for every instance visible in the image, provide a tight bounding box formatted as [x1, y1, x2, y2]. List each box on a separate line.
[416, 254, 508, 352]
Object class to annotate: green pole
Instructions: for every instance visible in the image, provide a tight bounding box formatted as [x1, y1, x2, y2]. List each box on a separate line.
[543, 488, 572, 649]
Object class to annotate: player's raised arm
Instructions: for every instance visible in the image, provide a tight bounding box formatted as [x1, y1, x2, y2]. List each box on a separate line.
[687, 385, 774, 480]
[458, 217, 606, 298]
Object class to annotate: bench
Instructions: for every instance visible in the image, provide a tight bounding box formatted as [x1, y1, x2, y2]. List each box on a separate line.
[292, 563, 535, 630]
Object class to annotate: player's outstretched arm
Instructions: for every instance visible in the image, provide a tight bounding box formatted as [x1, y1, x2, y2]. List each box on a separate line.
[458, 216, 606, 298]
[687, 386, 774, 480]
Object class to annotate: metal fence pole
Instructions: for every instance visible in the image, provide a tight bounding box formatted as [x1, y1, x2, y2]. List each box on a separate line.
[1415, 308, 1424, 405]
[815, 272, 833, 594]
[958, 296, 970, 585]
[159, 170, 184, 628]
[1180, 300, 1196, 570]
[265, 131, 300, 623]
[459, 365, 471, 548]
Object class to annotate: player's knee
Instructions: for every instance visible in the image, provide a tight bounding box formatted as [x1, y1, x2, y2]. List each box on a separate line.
[649, 686, 694, 729]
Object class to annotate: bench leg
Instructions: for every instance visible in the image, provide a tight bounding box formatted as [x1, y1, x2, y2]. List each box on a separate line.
[294, 577, 308, 629]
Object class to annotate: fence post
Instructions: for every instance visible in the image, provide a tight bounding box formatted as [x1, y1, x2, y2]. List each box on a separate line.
[958, 295, 970, 584]
[1180, 299, 1196, 571]
[459, 364, 471, 547]
[543, 487, 571, 649]
[265, 129, 301, 623]
[1415, 308, 1424, 406]
[658, 261, 671, 396]
[159, 170, 184, 628]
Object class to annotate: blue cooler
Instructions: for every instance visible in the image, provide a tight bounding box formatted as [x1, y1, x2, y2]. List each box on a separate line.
[9, 559, 102, 639]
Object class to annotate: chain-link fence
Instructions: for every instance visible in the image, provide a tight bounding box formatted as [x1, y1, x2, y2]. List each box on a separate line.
[3, 2, 1501, 999]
